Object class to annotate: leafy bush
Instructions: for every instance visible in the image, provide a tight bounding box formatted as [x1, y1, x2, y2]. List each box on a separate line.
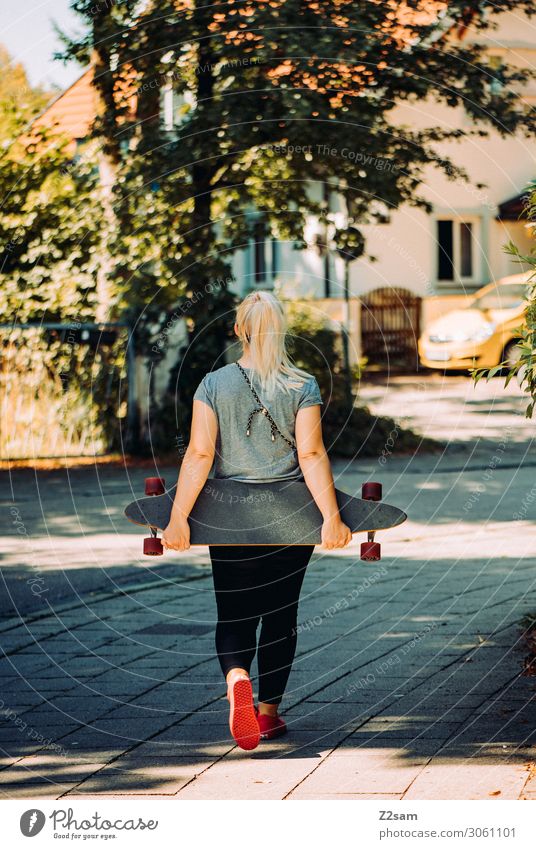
[473, 184, 536, 418]
[285, 299, 434, 458]
[0, 118, 129, 456]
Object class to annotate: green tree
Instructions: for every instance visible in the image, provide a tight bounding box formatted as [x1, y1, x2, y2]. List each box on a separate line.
[0, 45, 52, 143]
[286, 299, 435, 457]
[0, 121, 102, 322]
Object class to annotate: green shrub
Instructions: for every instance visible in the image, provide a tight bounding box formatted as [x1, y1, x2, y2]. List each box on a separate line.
[473, 184, 536, 419]
[285, 299, 434, 458]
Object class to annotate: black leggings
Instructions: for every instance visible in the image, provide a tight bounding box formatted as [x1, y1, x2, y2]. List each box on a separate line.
[209, 544, 315, 705]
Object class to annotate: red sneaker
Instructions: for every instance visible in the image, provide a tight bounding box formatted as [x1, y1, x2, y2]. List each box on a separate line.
[227, 676, 260, 751]
[257, 710, 288, 740]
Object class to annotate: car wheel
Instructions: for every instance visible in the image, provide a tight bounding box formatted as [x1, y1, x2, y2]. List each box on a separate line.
[502, 339, 527, 385]
[503, 339, 522, 370]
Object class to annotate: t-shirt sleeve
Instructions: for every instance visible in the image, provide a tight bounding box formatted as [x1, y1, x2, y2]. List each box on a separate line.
[193, 373, 215, 410]
[297, 376, 323, 410]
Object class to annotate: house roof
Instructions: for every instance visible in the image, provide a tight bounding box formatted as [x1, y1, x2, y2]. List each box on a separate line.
[31, 66, 98, 141]
[497, 190, 531, 221]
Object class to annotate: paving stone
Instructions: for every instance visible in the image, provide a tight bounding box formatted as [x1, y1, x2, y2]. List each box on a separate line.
[107, 754, 213, 771]
[403, 760, 530, 800]
[59, 726, 143, 748]
[175, 757, 321, 800]
[250, 730, 349, 757]
[0, 782, 73, 800]
[125, 741, 234, 760]
[148, 723, 237, 748]
[333, 738, 446, 758]
[66, 783, 190, 796]
[288, 791, 403, 800]
[283, 703, 370, 731]
[292, 752, 428, 795]
[68, 756, 215, 795]
[0, 760, 108, 784]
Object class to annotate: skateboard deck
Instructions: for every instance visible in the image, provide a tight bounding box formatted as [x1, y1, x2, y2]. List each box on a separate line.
[125, 478, 406, 546]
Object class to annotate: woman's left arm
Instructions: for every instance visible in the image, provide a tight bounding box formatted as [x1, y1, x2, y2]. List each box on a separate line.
[162, 400, 218, 551]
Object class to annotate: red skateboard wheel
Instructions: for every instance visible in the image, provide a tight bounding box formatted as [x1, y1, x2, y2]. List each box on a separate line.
[143, 536, 164, 556]
[360, 541, 381, 561]
[362, 481, 382, 501]
[145, 477, 165, 496]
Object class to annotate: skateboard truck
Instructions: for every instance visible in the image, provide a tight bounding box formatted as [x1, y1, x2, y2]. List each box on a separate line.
[360, 482, 382, 561]
[143, 477, 165, 556]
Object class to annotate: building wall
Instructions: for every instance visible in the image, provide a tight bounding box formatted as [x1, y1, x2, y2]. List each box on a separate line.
[350, 10, 535, 299]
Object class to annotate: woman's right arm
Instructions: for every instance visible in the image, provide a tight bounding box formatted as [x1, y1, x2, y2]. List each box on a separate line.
[295, 404, 352, 549]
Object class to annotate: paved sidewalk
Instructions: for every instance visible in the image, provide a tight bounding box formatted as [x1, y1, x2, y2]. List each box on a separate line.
[1, 375, 535, 799]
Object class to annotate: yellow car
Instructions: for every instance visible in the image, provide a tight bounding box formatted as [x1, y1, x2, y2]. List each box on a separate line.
[418, 273, 530, 370]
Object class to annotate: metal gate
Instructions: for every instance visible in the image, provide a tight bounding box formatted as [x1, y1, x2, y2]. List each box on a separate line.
[360, 287, 422, 369]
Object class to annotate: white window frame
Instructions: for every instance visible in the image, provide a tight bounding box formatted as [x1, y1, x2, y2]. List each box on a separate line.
[160, 83, 196, 133]
[435, 215, 481, 288]
[161, 81, 175, 132]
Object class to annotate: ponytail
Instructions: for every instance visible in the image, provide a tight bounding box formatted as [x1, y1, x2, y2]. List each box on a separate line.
[235, 291, 310, 396]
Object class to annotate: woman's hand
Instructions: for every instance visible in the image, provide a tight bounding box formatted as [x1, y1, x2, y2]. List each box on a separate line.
[162, 515, 191, 551]
[321, 516, 352, 550]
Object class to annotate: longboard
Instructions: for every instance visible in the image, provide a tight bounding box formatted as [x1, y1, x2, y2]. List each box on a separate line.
[125, 478, 406, 555]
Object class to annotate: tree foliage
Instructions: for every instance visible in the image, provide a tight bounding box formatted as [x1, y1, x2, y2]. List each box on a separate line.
[0, 123, 103, 322]
[0, 60, 124, 455]
[0, 45, 52, 144]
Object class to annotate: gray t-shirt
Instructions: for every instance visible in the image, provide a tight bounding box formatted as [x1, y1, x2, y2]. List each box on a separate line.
[193, 363, 323, 483]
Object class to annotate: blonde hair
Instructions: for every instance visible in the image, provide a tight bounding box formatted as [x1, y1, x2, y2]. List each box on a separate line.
[235, 291, 310, 396]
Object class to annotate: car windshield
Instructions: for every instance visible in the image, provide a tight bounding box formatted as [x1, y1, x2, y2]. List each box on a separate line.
[472, 283, 527, 311]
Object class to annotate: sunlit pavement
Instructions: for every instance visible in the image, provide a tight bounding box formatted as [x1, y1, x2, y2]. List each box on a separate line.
[1, 374, 535, 800]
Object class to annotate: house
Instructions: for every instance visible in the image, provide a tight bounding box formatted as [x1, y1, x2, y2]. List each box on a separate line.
[30, 8, 535, 372]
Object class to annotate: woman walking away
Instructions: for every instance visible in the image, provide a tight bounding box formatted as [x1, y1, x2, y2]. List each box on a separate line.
[162, 291, 352, 750]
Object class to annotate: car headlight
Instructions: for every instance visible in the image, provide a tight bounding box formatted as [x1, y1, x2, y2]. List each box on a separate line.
[468, 323, 495, 342]
[429, 323, 495, 344]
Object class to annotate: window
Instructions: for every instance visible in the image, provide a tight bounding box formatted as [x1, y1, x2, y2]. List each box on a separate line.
[160, 85, 196, 132]
[437, 218, 477, 283]
[437, 220, 454, 281]
[488, 56, 505, 96]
